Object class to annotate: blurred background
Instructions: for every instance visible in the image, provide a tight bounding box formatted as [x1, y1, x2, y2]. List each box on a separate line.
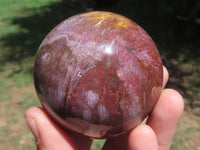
[0, 0, 199, 149]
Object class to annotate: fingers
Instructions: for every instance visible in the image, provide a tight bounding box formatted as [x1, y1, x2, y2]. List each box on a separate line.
[128, 124, 158, 150]
[102, 125, 158, 150]
[147, 89, 184, 150]
[25, 107, 75, 150]
[103, 66, 170, 150]
[25, 107, 92, 150]
[103, 125, 158, 150]
[162, 66, 169, 88]
[25, 66, 176, 150]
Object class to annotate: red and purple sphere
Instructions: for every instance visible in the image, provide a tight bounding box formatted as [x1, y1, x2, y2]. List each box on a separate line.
[34, 11, 163, 138]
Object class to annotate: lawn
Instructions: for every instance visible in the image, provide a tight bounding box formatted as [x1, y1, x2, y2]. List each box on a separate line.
[0, 0, 199, 149]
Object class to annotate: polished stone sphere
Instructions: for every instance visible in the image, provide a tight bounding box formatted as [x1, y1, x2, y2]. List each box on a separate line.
[34, 11, 163, 139]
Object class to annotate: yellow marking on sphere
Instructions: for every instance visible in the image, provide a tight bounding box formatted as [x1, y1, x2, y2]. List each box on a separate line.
[84, 12, 111, 20]
[92, 14, 111, 21]
[115, 21, 130, 28]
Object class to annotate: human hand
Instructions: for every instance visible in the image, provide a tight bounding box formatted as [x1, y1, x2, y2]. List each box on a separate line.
[25, 66, 184, 150]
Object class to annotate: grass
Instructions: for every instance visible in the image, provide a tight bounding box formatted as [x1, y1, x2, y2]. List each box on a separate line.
[92, 140, 106, 150]
[0, 0, 199, 149]
[0, 0, 58, 36]
[20, 94, 39, 110]
[12, 72, 33, 87]
[0, 78, 13, 101]
[0, 80, 9, 96]
[0, 1, 58, 149]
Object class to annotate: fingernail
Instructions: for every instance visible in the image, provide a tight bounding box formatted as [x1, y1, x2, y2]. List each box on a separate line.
[26, 117, 40, 140]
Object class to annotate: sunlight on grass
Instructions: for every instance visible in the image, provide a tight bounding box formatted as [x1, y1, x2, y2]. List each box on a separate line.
[11, 72, 33, 87]
[0, 80, 8, 95]
[0, 1, 62, 149]
[92, 139, 106, 150]
[20, 93, 40, 109]
[0, 0, 60, 37]
[0, 79, 12, 101]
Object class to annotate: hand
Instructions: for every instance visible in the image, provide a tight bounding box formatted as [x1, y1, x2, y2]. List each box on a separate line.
[25, 66, 184, 150]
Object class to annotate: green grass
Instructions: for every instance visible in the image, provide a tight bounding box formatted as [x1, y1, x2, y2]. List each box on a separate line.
[0, 0, 58, 36]
[95, 140, 106, 150]
[0, 78, 13, 101]
[171, 122, 200, 150]
[20, 94, 40, 110]
[11, 72, 33, 87]
[92, 140, 106, 150]
[0, 80, 9, 96]
[0, 1, 63, 150]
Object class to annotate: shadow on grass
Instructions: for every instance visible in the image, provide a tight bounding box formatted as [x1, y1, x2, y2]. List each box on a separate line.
[0, 1, 86, 64]
[1, 0, 199, 64]
[0, 0, 199, 105]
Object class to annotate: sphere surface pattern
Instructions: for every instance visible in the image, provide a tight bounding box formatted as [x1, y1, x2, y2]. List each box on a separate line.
[34, 11, 163, 138]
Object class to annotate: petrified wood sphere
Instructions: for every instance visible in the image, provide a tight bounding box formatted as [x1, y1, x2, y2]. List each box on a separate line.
[34, 11, 163, 138]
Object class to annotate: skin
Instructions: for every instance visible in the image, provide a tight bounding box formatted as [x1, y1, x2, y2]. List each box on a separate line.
[25, 66, 184, 150]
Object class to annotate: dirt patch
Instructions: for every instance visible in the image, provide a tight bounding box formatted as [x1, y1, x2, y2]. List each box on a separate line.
[172, 109, 200, 149]
[0, 83, 39, 150]
[163, 57, 200, 149]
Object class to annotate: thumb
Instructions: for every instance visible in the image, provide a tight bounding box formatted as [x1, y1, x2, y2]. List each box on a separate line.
[25, 107, 92, 150]
[25, 107, 75, 150]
